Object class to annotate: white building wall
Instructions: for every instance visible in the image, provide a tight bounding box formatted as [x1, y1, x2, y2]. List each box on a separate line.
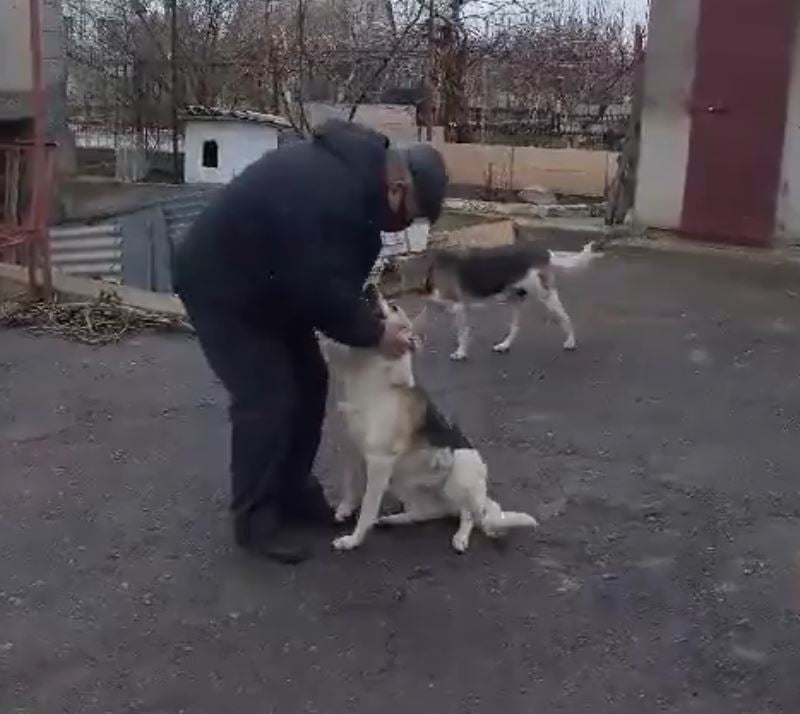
[776, 13, 800, 245]
[634, 0, 701, 230]
[184, 121, 278, 184]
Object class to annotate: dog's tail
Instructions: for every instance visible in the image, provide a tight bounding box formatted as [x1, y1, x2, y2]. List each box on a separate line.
[548, 241, 602, 271]
[492, 510, 539, 530]
[481, 499, 539, 536]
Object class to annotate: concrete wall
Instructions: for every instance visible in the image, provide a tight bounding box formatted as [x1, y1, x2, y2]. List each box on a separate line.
[439, 143, 615, 197]
[184, 121, 278, 184]
[304, 103, 611, 197]
[0, 0, 67, 130]
[435, 219, 515, 250]
[634, 0, 701, 231]
[60, 178, 210, 222]
[777, 11, 800, 244]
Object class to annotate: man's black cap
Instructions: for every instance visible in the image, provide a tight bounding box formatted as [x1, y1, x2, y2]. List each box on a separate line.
[400, 144, 448, 224]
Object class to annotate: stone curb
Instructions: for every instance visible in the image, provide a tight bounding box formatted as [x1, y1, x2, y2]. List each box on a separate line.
[0, 263, 188, 317]
[514, 217, 608, 235]
[445, 197, 599, 220]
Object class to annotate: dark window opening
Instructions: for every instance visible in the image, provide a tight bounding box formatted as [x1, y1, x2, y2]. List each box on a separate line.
[201, 139, 218, 168]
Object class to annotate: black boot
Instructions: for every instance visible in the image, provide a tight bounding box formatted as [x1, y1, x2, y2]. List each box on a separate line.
[234, 509, 311, 564]
[279, 479, 336, 527]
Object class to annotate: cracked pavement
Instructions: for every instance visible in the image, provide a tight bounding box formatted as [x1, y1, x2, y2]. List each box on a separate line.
[2, 246, 800, 713]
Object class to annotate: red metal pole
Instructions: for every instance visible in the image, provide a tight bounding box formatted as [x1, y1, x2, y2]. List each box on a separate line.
[28, 0, 52, 297]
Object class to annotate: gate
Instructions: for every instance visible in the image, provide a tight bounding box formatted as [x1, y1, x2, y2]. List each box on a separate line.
[681, 0, 797, 246]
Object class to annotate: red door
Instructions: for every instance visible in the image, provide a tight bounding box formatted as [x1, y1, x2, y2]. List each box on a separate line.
[681, 0, 797, 246]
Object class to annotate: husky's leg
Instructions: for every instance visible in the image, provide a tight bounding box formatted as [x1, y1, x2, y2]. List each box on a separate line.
[333, 454, 395, 551]
[335, 456, 365, 522]
[535, 269, 576, 350]
[450, 302, 470, 361]
[451, 509, 475, 553]
[493, 302, 522, 354]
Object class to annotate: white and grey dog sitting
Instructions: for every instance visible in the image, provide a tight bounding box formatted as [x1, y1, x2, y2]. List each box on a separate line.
[324, 284, 538, 553]
[424, 234, 602, 361]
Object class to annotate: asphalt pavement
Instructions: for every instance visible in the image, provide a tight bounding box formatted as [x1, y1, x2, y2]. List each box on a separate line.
[1, 247, 799, 713]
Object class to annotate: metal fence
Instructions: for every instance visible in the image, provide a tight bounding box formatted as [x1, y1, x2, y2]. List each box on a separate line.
[69, 121, 182, 154]
[1, 142, 57, 295]
[467, 109, 630, 150]
[50, 222, 123, 282]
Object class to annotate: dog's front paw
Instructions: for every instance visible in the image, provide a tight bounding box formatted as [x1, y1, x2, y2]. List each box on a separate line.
[451, 532, 470, 553]
[562, 336, 576, 351]
[332, 533, 361, 551]
[450, 350, 468, 362]
[492, 342, 511, 354]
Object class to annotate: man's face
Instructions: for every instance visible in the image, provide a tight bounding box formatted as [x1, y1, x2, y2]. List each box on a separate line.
[383, 180, 417, 232]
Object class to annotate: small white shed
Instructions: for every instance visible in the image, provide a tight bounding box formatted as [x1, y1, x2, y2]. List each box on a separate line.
[182, 106, 293, 184]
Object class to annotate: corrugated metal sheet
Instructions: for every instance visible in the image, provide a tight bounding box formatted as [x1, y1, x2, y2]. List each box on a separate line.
[50, 222, 123, 282]
[49, 188, 430, 290]
[161, 190, 218, 248]
[160, 188, 428, 258]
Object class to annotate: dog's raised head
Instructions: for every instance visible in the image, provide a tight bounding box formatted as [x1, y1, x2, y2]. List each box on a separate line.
[362, 283, 426, 352]
[362, 282, 392, 320]
[329, 283, 423, 388]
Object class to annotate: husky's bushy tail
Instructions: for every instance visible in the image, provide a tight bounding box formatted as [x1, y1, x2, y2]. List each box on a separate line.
[548, 241, 603, 271]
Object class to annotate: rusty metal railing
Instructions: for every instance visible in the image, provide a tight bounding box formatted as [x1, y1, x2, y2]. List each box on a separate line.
[0, 0, 54, 298]
[0, 141, 55, 297]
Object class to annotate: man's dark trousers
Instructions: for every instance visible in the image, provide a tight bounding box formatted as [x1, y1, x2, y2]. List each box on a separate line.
[182, 295, 328, 525]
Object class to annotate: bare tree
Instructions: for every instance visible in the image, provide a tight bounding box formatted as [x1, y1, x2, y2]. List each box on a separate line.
[64, 0, 639, 147]
[483, 1, 634, 112]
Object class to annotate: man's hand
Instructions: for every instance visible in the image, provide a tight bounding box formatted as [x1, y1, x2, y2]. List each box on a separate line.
[378, 320, 414, 359]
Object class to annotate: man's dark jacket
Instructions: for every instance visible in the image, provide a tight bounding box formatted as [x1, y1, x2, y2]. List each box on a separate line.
[173, 120, 389, 347]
